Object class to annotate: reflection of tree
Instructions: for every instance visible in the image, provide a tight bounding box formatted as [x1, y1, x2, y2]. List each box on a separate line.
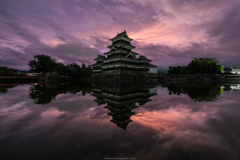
[91, 84, 157, 130]
[167, 86, 222, 102]
[28, 83, 92, 104]
[0, 85, 16, 93]
[0, 86, 9, 93]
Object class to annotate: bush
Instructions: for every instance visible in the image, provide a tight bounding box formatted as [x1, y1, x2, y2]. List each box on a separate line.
[168, 57, 224, 74]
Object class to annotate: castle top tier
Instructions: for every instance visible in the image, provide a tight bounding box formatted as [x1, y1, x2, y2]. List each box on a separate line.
[110, 30, 133, 42]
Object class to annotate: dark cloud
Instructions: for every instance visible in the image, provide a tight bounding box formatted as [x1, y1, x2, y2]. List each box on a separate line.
[7, 111, 41, 133]
[5, 22, 42, 45]
[39, 42, 101, 65]
[0, 8, 18, 21]
[89, 35, 110, 49]
[0, 48, 30, 70]
[43, 16, 63, 32]
[40, 43, 98, 56]
[0, 39, 100, 70]
[1, 0, 240, 70]
[135, 40, 240, 68]
[55, 35, 68, 42]
[207, 4, 240, 50]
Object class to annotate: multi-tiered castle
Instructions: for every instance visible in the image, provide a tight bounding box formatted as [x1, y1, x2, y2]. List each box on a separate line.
[90, 30, 158, 84]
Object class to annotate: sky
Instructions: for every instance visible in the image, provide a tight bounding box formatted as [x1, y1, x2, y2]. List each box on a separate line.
[0, 0, 240, 71]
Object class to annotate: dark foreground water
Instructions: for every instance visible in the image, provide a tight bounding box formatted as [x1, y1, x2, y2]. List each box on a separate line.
[0, 83, 240, 160]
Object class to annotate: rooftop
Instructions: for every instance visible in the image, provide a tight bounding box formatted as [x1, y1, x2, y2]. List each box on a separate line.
[138, 55, 151, 61]
[110, 30, 133, 42]
[94, 55, 106, 61]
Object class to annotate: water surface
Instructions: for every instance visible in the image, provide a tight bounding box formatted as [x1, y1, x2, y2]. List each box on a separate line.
[0, 83, 240, 160]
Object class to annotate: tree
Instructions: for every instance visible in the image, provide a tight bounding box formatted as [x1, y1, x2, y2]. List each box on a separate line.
[28, 83, 93, 104]
[54, 63, 68, 75]
[82, 63, 86, 68]
[28, 54, 56, 73]
[8, 70, 14, 75]
[66, 63, 82, 77]
[83, 66, 92, 77]
[167, 86, 222, 102]
[0, 67, 14, 76]
[27, 54, 93, 78]
[188, 57, 223, 74]
[168, 57, 224, 74]
[0, 67, 9, 76]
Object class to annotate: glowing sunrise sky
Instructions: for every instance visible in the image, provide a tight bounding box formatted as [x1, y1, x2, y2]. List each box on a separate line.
[0, 0, 240, 70]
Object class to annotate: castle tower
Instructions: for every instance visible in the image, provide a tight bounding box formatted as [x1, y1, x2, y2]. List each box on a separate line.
[91, 31, 158, 83]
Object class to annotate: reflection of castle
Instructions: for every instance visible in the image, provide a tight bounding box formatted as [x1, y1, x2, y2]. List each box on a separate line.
[223, 84, 240, 92]
[91, 84, 157, 130]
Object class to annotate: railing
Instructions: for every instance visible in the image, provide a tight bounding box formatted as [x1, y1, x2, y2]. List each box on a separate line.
[224, 75, 240, 77]
[0, 82, 45, 86]
[0, 76, 45, 79]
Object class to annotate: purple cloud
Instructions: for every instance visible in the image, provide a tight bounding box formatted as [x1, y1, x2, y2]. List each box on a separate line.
[0, 0, 240, 70]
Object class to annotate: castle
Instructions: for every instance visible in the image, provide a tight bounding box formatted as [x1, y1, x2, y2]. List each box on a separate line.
[90, 30, 158, 84]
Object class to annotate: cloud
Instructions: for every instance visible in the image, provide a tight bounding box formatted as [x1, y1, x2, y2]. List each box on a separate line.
[39, 42, 101, 65]
[207, 3, 240, 48]
[0, 8, 18, 21]
[6, 22, 42, 45]
[1, 0, 240, 70]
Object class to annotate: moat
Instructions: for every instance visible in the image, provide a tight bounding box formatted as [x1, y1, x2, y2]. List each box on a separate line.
[1, 83, 240, 160]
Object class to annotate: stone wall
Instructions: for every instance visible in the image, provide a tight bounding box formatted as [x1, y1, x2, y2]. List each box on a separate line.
[45, 73, 73, 82]
[89, 71, 158, 86]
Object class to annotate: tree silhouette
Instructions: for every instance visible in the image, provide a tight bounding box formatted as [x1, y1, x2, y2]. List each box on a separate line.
[28, 83, 92, 104]
[168, 57, 224, 74]
[28, 54, 56, 73]
[82, 63, 86, 68]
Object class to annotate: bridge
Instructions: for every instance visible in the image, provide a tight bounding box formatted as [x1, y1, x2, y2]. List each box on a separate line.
[0, 76, 44, 79]
[0, 82, 45, 86]
[0, 76, 45, 83]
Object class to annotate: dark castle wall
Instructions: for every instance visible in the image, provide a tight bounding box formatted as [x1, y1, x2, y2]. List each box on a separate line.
[89, 70, 158, 85]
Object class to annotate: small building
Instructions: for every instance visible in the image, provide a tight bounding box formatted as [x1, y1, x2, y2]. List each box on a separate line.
[223, 66, 240, 74]
[222, 68, 233, 74]
[27, 73, 41, 77]
[90, 30, 158, 84]
[231, 66, 240, 74]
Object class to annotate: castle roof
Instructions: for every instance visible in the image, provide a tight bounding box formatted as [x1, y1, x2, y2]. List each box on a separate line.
[110, 30, 133, 42]
[138, 55, 151, 62]
[149, 63, 158, 68]
[94, 55, 106, 61]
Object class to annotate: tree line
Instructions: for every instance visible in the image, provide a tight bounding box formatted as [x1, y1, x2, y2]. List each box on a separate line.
[168, 57, 224, 74]
[28, 54, 92, 77]
[0, 67, 15, 76]
[167, 85, 223, 102]
[29, 83, 92, 104]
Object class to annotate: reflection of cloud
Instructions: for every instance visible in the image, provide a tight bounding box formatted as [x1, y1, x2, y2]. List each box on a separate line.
[41, 108, 66, 120]
[1, 86, 240, 158]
